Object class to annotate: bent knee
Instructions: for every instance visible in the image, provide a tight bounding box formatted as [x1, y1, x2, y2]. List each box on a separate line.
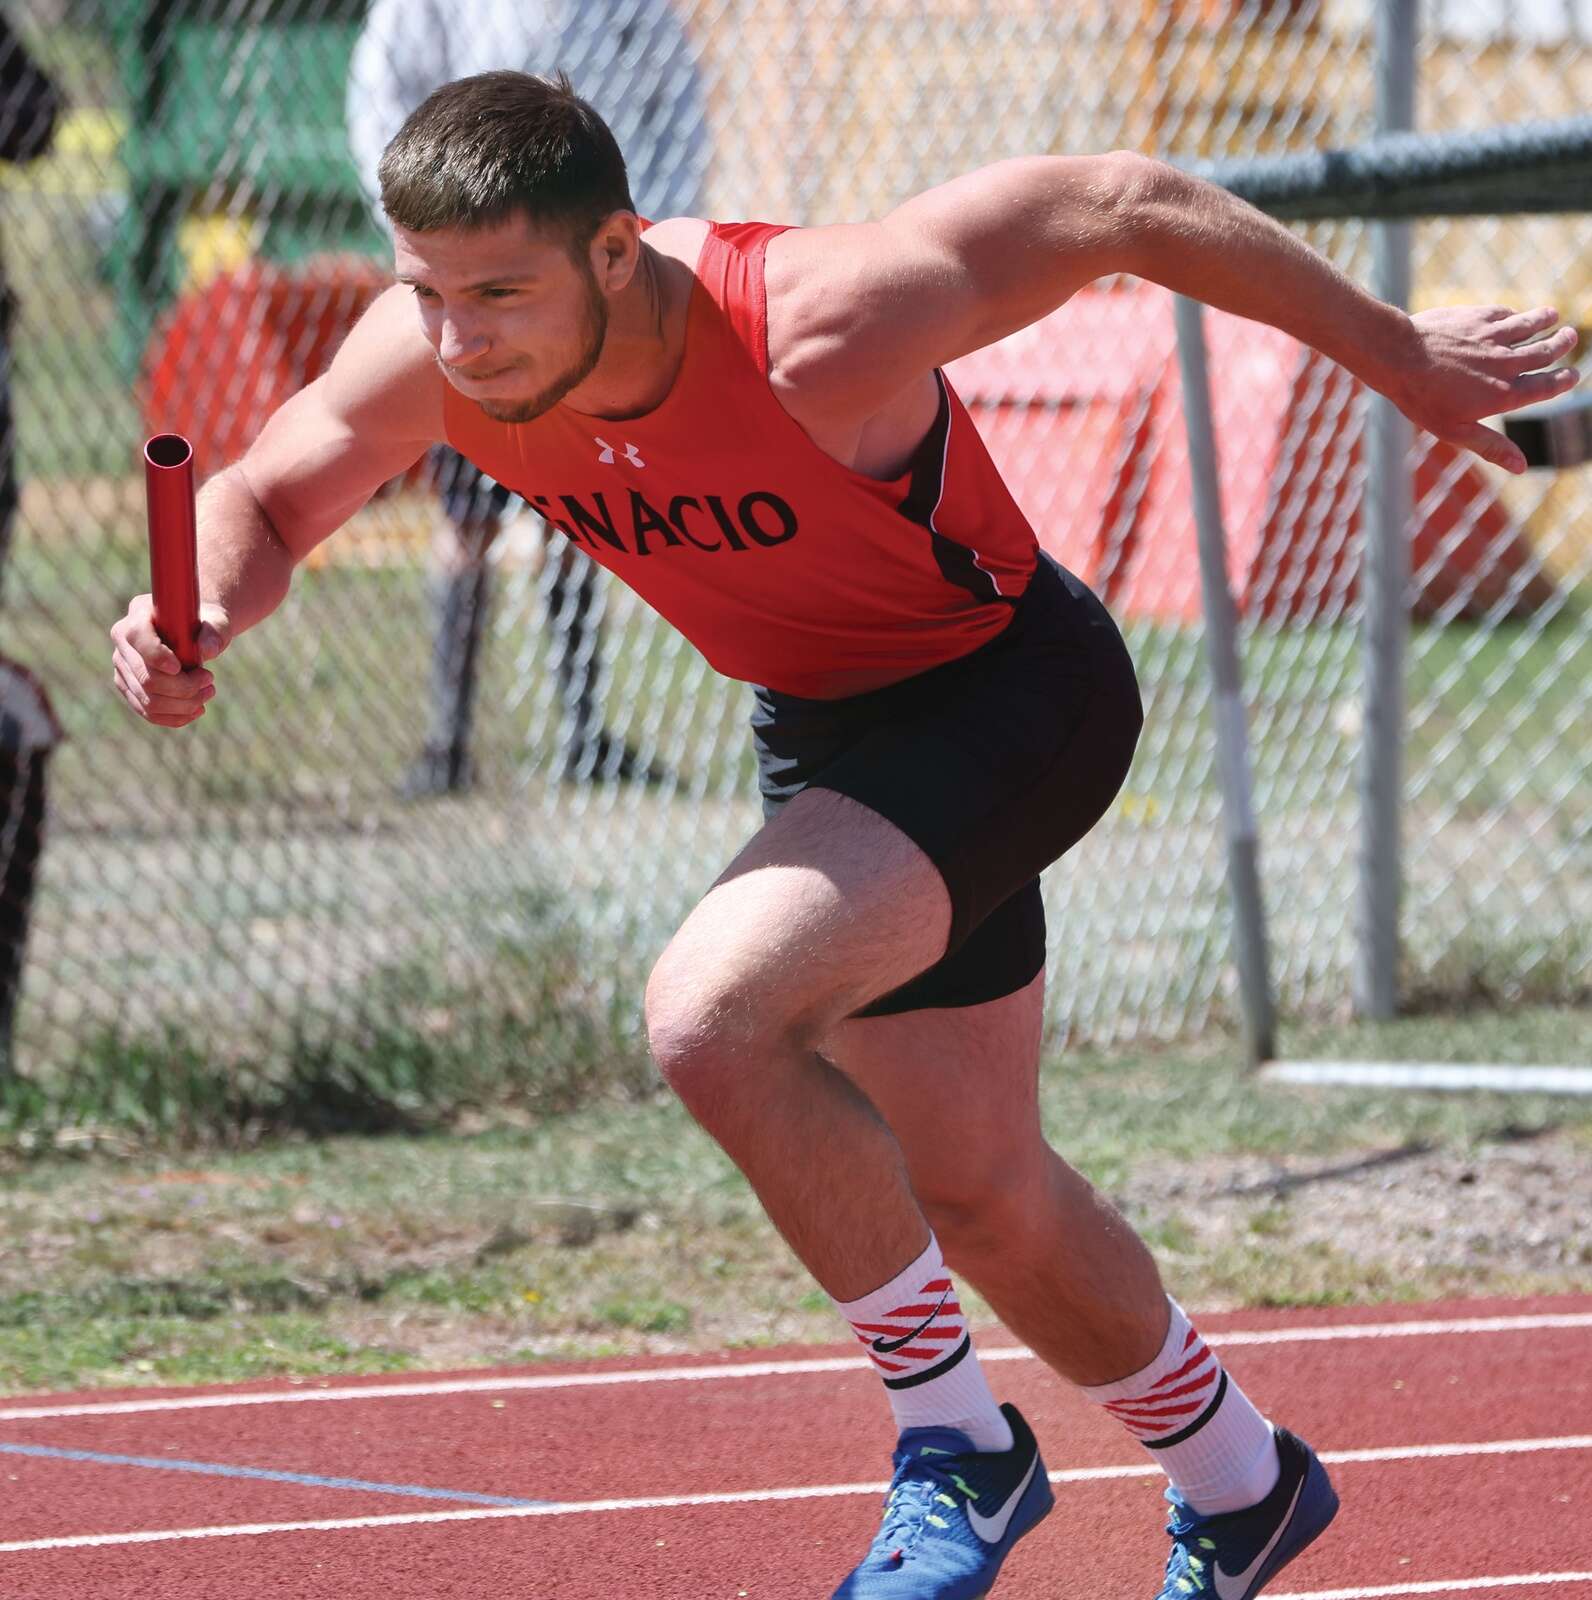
[643, 955, 720, 1093]
[643, 949, 808, 1102]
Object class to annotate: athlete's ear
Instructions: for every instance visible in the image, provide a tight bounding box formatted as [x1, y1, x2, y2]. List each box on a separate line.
[587, 210, 642, 292]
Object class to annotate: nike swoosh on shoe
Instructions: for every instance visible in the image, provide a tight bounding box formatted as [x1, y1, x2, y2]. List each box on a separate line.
[1212, 1477, 1305, 1600]
[966, 1448, 1041, 1545]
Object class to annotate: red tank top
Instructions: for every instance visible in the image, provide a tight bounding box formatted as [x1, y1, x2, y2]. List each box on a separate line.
[443, 221, 1039, 698]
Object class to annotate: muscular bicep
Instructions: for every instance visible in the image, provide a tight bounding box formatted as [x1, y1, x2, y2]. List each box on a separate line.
[767, 152, 1146, 415]
[236, 284, 442, 560]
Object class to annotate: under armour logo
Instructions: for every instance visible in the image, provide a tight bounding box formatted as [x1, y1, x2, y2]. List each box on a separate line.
[595, 436, 645, 468]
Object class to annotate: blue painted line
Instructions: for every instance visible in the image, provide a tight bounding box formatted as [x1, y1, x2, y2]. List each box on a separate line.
[0, 1441, 547, 1508]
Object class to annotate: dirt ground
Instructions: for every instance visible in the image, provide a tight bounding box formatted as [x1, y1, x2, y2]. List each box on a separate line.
[1118, 1126, 1591, 1295]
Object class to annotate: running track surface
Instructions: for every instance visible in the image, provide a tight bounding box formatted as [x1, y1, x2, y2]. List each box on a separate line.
[1, 1293, 1588, 1599]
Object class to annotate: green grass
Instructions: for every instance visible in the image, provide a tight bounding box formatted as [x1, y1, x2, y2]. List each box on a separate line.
[1407, 608, 1591, 814]
[0, 1315, 419, 1394]
[3, 911, 656, 1149]
[1, 1005, 1586, 1393]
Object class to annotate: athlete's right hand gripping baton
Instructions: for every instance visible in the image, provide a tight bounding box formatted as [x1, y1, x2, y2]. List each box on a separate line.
[143, 433, 202, 669]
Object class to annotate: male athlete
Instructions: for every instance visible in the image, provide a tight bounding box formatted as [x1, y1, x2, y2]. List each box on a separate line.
[109, 73, 1579, 1600]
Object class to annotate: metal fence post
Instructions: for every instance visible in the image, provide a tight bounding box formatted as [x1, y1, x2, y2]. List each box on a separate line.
[1355, 0, 1418, 1020]
[1173, 295, 1276, 1064]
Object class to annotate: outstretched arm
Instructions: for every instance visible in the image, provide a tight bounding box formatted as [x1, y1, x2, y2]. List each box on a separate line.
[769, 152, 1579, 473]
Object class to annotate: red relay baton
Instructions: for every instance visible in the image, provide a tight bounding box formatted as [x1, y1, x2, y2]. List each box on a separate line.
[143, 433, 201, 670]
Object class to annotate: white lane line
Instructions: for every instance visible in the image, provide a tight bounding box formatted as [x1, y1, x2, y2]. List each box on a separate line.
[0, 1432, 1585, 1555]
[1324, 1436, 1592, 1465]
[1274, 1575, 1592, 1598]
[2, 1312, 1588, 1423]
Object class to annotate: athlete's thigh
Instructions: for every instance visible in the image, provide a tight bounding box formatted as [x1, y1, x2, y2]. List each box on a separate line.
[823, 972, 1047, 1190]
[647, 786, 953, 1034]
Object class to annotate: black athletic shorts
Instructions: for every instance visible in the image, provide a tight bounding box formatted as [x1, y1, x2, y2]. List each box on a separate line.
[751, 555, 1143, 1017]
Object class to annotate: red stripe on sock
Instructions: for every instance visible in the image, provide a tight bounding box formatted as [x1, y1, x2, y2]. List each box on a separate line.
[1149, 1342, 1214, 1391]
[853, 1319, 964, 1340]
[1111, 1414, 1204, 1436]
[1113, 1369, 1219, 1407]
[853, 1325, 963, 1347]
[1107, 1396, 1215, 1423]
[883, 1301, 964, 1320]
[857, 1318, 960, 1331]
[1106, 1396, 1208, 1421]
[1109, 1385, 1214, 1409]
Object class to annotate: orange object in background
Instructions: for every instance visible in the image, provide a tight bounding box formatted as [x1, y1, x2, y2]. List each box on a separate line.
[140, 255, 395, 481]
[948, 284, 1557, 624]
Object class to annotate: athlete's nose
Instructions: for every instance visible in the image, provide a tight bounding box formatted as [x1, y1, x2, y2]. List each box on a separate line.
[437, 312, 490, 368]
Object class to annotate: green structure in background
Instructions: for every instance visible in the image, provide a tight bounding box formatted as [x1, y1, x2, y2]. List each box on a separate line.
[105, 0, 384, 378]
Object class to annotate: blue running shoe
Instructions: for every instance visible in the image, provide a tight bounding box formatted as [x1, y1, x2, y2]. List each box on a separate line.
[1157, 1427, 1339, 1600]
[831, 1403, 1054, 1599]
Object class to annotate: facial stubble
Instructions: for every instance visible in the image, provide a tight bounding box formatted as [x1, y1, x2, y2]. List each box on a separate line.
[473, 267, 610, 425]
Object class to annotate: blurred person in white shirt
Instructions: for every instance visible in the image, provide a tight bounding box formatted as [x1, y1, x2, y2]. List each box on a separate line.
[346, 0, 708, 793]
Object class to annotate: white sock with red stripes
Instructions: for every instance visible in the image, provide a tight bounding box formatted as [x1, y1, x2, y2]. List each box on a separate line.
[833, 1235, 1014, 1454]
[1081, 1298, 1279, 1514]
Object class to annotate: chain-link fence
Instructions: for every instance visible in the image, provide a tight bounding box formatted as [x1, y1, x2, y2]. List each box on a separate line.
[0, 1, 1587, 1107]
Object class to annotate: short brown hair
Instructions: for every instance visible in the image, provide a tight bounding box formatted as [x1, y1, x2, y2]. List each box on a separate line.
[378, 71, 634, 250]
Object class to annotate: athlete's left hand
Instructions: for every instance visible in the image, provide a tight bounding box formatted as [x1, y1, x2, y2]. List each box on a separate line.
[1387, 304, 1580, 473]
